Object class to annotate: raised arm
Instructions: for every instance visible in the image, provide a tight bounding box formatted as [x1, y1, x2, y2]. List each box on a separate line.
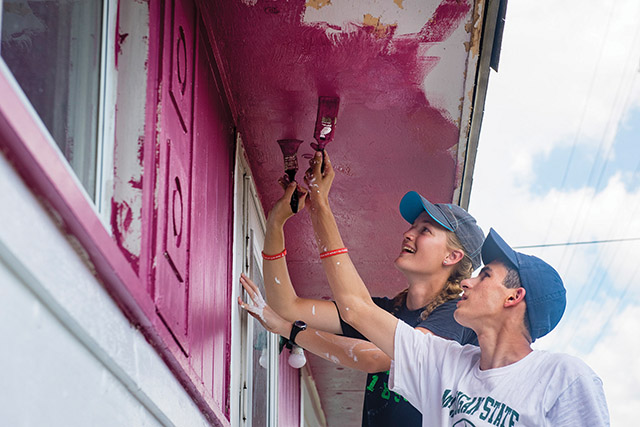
[239, 274, 392, 373]
[262, 181, 343, 334]
[305, 150, 399, 358]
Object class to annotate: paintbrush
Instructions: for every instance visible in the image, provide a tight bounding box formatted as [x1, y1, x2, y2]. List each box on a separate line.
[312, 96, 340, 173]
[277, 139, 304, 213]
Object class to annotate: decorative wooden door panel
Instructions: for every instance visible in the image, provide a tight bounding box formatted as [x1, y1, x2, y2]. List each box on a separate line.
[155, 0, 197, 353]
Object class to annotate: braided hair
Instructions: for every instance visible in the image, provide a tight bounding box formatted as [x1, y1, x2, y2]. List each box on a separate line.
[392, 231, 474, 320]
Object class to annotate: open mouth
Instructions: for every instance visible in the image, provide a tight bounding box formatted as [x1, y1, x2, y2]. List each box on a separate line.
[401, 246, 415, 254]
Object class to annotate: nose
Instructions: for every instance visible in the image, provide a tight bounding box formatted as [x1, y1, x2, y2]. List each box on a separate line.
[403, 226, 415, 241]
[461, 277, 472, 289]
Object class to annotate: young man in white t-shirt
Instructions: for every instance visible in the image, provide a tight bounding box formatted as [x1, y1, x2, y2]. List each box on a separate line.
[299, 153, 609, 426]
[240, 152, 610, 425]
[389, 228, 609, 426]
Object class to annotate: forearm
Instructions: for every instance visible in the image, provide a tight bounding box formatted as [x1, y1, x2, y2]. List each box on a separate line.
[310, 204, 373, 306]
[294, 327, 391, 373]
[262, 217, 297, 312]
[309, 204, 398, 357]
[263, 216, 343, 333]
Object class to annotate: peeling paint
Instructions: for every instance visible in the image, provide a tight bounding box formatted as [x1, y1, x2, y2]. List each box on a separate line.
[306, 0, 332, 11]
[362, 14, 397, 39]
[128, 177, 143, 189]
[463, 0, 484, 56]
[110, 198, 140, 273]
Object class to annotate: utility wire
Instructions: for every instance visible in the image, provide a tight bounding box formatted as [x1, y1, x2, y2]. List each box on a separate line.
[540, 1, 617, 247]
[557, 10, 640, 273]
[513, 236, 640, 249]
[560, 155, 640, 352]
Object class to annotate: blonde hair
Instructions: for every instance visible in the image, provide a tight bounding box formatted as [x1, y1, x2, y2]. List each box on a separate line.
[392, 230, 474, 321]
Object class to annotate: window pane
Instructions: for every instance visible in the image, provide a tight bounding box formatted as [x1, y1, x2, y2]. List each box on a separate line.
[249, 252, 269, 427]
[1, 0, 103, 199]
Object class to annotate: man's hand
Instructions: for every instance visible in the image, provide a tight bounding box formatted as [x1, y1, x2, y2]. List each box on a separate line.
[238, 273, 291, 336]
[304, 150, 335, 211]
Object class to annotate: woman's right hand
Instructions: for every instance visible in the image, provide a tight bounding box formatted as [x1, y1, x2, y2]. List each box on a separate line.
[268, 180, 308, 226]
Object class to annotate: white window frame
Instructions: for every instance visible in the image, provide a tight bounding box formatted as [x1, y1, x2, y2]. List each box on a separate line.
[94, 0, 118, 224]
[230, 136, 279, 427]
[0, 0, 117, 227]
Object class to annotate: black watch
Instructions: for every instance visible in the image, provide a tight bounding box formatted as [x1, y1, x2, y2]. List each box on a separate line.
[287, 320, 307, 348]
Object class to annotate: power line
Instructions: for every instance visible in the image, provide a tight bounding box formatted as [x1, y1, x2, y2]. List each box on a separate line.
[513, 236, 640, 249]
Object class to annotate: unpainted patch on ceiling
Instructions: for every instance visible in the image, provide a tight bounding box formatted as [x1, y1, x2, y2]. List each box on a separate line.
[394, 0, 404, 9]
[306, 0, 332, 11]
[463, 0, 484, 55]
[362, 13, 397, 38]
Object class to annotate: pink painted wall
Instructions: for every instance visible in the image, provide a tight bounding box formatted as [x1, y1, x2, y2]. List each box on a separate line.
[149, 0, 236, 417]
[279, 352, 301, 427]
[1, 0, 237, 423]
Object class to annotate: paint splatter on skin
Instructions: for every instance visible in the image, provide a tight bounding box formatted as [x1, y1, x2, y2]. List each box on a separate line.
[312, 305, 316, 315]
[275, 276, 281, 284]
[244, 287, 267, 322]
[336, 261, 341, 265]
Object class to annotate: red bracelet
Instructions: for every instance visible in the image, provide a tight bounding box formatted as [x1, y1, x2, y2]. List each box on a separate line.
[262, 249, 287, 260]
[320, 247, 348, 259]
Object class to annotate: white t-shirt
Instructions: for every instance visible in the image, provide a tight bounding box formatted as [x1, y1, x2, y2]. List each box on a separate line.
[390, 320, 609, 426]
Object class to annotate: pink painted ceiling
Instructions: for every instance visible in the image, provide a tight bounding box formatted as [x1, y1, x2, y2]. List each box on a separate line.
[199, 0, 491, 424]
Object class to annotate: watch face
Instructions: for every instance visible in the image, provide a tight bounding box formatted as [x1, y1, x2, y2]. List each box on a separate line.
[294, 320, 307, 329]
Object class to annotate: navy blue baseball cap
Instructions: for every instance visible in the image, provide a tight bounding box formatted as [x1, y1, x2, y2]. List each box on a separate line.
[399, 191, 484, 270]
[481, 228, 567, 341]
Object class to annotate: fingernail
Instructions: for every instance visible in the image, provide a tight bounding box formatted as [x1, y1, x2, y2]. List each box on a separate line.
[315, 151, 321, 157]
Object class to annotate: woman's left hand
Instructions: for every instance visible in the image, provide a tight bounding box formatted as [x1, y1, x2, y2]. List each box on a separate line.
[238, 274, 290, 336]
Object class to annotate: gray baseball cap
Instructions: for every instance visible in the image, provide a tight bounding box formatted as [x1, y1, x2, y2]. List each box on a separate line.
[399, 191, 484, 270]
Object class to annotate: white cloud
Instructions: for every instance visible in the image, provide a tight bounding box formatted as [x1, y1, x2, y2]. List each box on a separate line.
[469, 0, 640, 422]
[476, 0, 640, 181]
[582, 305, 640, 425]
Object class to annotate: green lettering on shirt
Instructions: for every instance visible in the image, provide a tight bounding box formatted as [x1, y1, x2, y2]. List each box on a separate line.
[366, 375, 379, 392]
[442, 389, 454, 408]
[509, 410, 520, 427]
[499, 407, 512, 427]
[467, 397, 484, 416]
[381, 381, 391, 400]
[480, 396, 494, 420]
[487, 400, 502, 424]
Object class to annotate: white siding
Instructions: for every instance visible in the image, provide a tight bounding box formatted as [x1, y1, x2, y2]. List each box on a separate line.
[0, 152, 209, 426]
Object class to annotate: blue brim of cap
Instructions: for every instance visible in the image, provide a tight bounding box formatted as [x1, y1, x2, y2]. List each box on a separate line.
[481, 228, 518, 268]
[399, 191, 453, 231]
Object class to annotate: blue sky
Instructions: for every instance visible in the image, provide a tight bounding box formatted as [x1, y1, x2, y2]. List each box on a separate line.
[530, 107, 640, 195]
[468, 0, 640, 423]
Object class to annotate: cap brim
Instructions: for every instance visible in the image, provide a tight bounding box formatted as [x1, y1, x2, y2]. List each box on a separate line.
[481, 228, 518, 268]
[399, 191, 453, 231]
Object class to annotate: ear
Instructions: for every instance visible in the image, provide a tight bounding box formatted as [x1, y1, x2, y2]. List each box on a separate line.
[504, 287, 526, 308]
[443, 249, 465, 266]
